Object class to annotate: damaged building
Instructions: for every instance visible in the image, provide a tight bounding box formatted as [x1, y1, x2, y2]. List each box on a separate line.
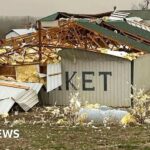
[0, 10, 150, 111]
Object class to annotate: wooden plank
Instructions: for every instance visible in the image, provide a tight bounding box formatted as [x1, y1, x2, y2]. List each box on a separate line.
[0, 82, 30, 90]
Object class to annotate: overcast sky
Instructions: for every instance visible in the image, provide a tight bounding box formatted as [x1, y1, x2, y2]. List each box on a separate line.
[0, 0, 143, 17]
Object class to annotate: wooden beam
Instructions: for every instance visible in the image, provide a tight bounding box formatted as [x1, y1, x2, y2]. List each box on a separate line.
[0, 82, 30, 90]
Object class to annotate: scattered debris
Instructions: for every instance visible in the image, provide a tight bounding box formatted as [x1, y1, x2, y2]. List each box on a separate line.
[121, 113, 136, 126]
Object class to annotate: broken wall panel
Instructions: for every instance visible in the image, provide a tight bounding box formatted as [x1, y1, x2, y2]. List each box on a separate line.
[47, 63, 62, 92]
[0, 98, 15, 114]
[13, 89, 39, 112]
[0, 81, 43, 112]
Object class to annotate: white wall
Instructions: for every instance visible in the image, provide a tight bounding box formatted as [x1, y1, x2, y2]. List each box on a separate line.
[41, 20, 59, 27]
[47, 49, 131, 107]
[134, 54, 150, 91]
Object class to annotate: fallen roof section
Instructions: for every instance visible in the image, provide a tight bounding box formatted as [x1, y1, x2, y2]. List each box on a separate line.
[1, 18, 150, 65]
[102, 21, 150, 44]
[13, 89, 39, 112]
[0, 81, 43, 113]
[76, 21, 150, 53]
[0, 98, 15, 114]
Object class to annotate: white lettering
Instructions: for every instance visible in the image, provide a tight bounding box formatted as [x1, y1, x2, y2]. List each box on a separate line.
[3, 130, 13, 138]
[13, 129, 20, 138]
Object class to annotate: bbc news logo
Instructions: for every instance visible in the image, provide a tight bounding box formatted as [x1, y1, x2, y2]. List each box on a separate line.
[0, 129, 20, 138]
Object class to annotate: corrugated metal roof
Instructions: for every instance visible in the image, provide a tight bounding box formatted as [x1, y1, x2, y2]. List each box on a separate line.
[104, 21, 150, 41]
[0, 82, 26, 99]
[76, 21, 150, 53]
[13, 89, 39, 111]
[127, 20, 150, 32]
[40, 12, 59, 21]
[12, 28, 36, 35]
[126, 10, 150, 20]
[0, 81, 43, 113]
[111, 10, 150, 20]
[20, 82, 43, 94]
[109, 11, 130, 21]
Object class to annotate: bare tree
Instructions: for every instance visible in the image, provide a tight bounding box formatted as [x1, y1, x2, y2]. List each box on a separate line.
[145, 0, 150, 9]
[132, 0, 150, 10]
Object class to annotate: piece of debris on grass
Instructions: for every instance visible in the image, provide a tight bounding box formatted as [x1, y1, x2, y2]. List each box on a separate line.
[0, 113, 9, 118]
[121, 113, 136, 126]
[11, 118, 26, 126]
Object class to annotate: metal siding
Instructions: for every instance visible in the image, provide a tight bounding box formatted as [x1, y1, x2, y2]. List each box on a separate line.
[14, 89, 39, 111]
[0, 98, 15, 114]
[77, 21, 150, 53]
[0, 81, 42, 112]
[0, 82, 25, 99]
[22, 82, 43, 94]
[134, 54, 150, 91]
[48, 49, 131, 107]
[47, 63, 62, 92]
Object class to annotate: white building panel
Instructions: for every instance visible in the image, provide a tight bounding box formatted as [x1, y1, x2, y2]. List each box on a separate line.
[48, 49, 131, 107]
[47, 63, 62, 92]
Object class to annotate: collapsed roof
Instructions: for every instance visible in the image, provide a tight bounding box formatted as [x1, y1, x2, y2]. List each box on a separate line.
[0, 10, 150, 65]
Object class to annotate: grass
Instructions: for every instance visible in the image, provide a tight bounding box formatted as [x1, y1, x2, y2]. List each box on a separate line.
[0, 107, 150, 150]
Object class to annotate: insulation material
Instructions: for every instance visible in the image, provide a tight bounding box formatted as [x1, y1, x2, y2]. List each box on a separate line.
[0, 48, 6, 54]
[99, 48, 143, 61]
[121, 113, 136, 126]
[40, 48, 61, 64]
[15, 65, 40, 83]
[47, 63, 62, 92]
[0, 47, 61, 65]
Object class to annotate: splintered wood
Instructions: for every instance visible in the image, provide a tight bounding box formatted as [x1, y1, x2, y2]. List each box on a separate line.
[0, 82, 30, 90]
[0, 20, 147, 66]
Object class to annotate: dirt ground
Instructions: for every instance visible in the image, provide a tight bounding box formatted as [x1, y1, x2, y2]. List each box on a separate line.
[0, 107, 150, 150]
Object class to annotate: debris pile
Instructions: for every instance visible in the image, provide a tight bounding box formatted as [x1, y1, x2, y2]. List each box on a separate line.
[0, 10, 150, 116]
[0, 10, 150, 66]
